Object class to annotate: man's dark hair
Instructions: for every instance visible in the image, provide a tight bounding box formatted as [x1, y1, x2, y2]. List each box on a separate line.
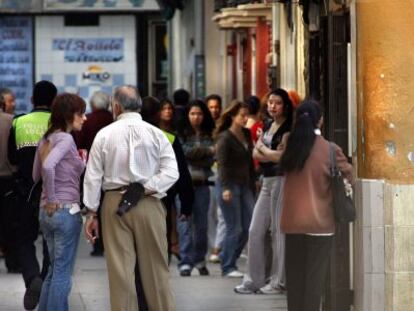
[0, 88, 13, 110]
[33, 80, 58, 108]
[141, 96, 161, 126]
[246, 95, 260, 115]
[173, 89, 190, 107]
[205, 94, 222, 109]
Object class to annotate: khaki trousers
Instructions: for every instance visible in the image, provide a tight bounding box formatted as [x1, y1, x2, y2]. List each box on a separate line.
[102, 192, 175, 311]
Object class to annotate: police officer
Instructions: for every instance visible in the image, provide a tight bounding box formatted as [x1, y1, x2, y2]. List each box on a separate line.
[8, 81, 57, 310]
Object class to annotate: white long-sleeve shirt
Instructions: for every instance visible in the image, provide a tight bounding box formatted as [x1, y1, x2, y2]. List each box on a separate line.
[83, 112, 179, 212]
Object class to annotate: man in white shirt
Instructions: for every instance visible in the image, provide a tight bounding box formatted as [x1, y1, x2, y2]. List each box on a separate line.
[83, 85, 178, 311]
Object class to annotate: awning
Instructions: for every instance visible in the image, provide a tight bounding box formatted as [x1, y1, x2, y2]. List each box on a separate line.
[212, 3, 272, 29]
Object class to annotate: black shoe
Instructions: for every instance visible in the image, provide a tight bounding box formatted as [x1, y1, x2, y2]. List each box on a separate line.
[179, 269, 191, 277]
[170, 251, 181, 261]
[90, 250, 104, 257]
[7, 267, 22, 274]
[24, 276, 42, 310]
[197, 266, 210, 276]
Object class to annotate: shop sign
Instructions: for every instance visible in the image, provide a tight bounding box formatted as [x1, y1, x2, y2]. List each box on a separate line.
[44, 0, 159, 11]
[82, 65, 111, 82]
[0, 0, 42, 12]
[52, 38, 124, 62]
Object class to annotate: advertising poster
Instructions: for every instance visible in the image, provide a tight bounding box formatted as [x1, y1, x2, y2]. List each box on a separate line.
[0, 16, 33, 114]
[52, 38, 124, 63]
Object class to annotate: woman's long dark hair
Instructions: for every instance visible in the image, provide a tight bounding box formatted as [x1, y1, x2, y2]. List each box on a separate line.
[44, 93, 86, 138]
[178, 99, 215, 138]
[268, 88, 294, 128]
[214, 100, 248, 139]
[280, 99, 323, 172]
[160, 98, 175, 130]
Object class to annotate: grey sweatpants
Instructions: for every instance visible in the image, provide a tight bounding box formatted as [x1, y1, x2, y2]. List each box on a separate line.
[242, 176, 285, 291]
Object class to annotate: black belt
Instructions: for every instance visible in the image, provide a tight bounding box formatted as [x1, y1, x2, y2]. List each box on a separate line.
[105, 186, 128, 192]
[192, 180, 214, 187]
[262, 172, 284, 177]
[105, 186, 155, 197]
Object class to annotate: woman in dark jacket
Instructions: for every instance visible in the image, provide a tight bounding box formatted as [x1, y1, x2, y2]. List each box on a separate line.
[215, 100, 255, 277]
[176, 99, 215, 277]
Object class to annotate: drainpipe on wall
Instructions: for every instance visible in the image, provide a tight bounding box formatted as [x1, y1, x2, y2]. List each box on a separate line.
[194, 0, 205, 99]
[236, 31, 244, 101]
[168, 10, 183, 94]
[270, 1, 280, 89]
[251, 32, 257, 96]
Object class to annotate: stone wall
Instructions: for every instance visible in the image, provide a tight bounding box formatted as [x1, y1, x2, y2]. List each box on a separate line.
[354, 180, 414, 311]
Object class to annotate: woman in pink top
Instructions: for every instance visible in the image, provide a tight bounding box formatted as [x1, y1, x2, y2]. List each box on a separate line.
[33, 93, 86, 311]
[280, 100, 353, 311]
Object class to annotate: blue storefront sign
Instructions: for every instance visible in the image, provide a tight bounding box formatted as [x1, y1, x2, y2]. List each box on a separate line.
[43, 0, 157, 11]
[52, 38, 124, 62]
[0, 17, 33, 114]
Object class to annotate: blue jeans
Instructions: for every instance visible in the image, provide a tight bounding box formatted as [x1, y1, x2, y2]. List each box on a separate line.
[177, 185, 210, 269]
[38, 207, 82, 311]
[216, 182, 254, 275]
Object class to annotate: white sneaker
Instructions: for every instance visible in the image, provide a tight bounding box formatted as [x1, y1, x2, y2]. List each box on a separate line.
[258, 284, 280, 295]
[225, 270, 244, 278]
[234, 284, 255, 294]
[208, 253, 220, 263]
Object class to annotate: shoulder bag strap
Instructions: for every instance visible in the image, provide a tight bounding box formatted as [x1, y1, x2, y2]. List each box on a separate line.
[329, 142, 337, 177]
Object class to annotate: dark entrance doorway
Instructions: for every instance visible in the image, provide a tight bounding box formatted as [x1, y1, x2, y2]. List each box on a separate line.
[309, 8, 353, 311]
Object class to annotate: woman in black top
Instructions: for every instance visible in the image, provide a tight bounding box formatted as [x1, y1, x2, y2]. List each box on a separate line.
[235, 88, 293, 294]
[215, 100, 255, 277]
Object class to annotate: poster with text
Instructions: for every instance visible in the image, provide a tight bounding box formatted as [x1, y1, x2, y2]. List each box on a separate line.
[0, 16, 33, 114]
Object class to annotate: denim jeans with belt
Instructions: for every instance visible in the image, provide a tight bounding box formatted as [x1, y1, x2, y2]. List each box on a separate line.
[176, 185, 210, 270]
[216, 182, 254, 275]
[38, 206, 82, 311]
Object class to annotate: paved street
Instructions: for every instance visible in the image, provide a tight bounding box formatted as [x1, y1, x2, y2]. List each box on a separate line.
[0, 236, 287, 311]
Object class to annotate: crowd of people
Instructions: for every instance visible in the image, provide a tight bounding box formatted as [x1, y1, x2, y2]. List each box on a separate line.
[0, 81, 353, 311]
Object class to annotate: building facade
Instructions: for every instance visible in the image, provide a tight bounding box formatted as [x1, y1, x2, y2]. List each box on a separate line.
[0, 0, 166, 114]
[210, 1, 414, 311]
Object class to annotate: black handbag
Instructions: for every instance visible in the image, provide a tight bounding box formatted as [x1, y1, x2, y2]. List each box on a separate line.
[116, 182, 145, 217]
[329, 143, 356, 223]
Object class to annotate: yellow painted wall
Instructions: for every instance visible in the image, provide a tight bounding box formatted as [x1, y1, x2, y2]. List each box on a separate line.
[356, 1, 414, 182]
